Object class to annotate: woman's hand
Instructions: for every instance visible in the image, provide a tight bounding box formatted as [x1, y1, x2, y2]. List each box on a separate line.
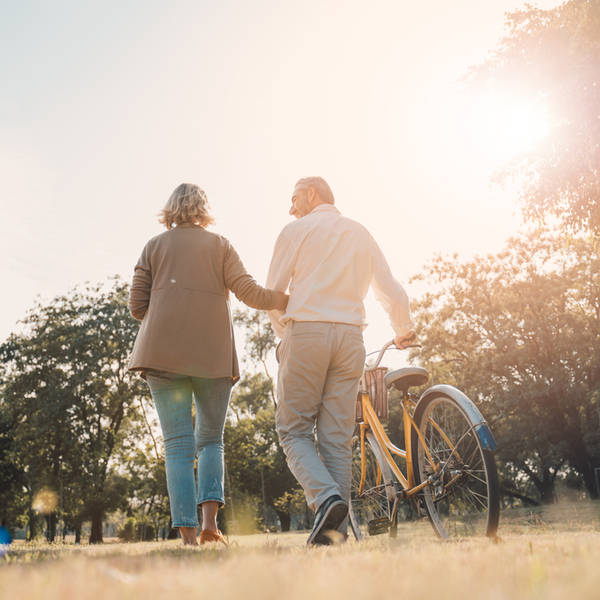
[274, 292, 289, 311]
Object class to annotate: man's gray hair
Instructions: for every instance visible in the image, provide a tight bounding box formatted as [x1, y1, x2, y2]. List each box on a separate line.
[295, 176, 335, 205]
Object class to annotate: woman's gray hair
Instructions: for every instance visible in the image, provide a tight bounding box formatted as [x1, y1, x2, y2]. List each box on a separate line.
[295, 176, 335, 205]
[158, 183, 215, 230]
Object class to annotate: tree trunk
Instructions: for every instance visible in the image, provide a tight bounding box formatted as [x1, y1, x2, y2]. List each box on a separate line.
[89, 509, 104, 544]
[167, 517, 178, 539]
[521, 463, 558, 504]
[167, 528, 179, 540]
[565, 433, 600, 499]
[539, 486, 557, 505]
[580, 464, 600, 500]
[275, 510, 291, 532]
[28, 509, 39, 541]
[46, 513, 57, 542]
[305, 502, 312, 530]
[75, 523, 81, 544]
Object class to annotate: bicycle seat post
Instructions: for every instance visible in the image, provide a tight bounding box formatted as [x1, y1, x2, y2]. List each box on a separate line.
[359, 373, 368, 395]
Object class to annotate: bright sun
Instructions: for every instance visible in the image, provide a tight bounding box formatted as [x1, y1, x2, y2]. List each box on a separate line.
[466, 96, 550, 163]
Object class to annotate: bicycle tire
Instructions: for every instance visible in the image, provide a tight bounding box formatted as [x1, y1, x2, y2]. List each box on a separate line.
[349, 430, 398, 541]
[411, 393, 500, 539]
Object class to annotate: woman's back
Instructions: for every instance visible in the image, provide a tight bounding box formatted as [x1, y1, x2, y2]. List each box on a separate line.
[129, 224, 276, 380]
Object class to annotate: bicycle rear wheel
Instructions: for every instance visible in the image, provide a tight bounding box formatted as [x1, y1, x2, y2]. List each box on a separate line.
[411, 393, 500, 539]
[349, 429, 398, 540]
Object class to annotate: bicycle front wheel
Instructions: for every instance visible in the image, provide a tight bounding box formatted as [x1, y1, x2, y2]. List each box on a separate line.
[349, 429, 398, 541]
[411, 393, 500, 539]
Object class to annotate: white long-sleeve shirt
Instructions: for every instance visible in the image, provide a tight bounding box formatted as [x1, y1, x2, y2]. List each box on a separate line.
[266, 204, 414, 338]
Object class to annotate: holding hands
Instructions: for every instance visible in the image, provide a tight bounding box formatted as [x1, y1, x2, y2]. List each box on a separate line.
[274, 292, 289, 311]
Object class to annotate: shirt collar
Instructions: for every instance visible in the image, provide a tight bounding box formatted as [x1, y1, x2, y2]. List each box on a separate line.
[310, 204, 341, 215]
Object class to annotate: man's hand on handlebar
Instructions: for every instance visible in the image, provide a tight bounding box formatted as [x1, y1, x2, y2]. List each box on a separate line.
[394, 329, 416, 349]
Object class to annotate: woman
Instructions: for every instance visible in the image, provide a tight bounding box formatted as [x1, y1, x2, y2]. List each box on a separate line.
[128, 183, 287, 546]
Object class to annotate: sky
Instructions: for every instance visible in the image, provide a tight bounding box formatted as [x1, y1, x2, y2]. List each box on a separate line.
[0, 0, 561, 365]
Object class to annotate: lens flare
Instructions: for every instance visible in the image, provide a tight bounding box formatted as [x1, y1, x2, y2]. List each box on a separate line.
[32, 489, 59, 515]
[465, 95, 549, 164]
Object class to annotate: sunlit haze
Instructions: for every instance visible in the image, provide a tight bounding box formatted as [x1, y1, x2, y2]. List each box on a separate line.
[465, 97, 550, 163]
[0, 0, 561, 360]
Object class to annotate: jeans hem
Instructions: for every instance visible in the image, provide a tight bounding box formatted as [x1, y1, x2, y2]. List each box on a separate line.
[172, 522, 199, 529]
[198, 497, 225, 507]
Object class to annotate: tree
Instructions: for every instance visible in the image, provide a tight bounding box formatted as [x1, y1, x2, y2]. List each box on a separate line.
[226, 309, 306, 531]
[224, 373, 305, 531]
[411, 230, 600, 502]
[0, 278, 149, 542]
[0, 404, 28, 534]
[465, 0, 600, 232]
[120, 442, 170, 541]
[233, 308, 278, 405]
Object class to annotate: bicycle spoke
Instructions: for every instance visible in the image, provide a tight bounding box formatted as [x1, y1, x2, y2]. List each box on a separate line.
[412, 394, 499, 539]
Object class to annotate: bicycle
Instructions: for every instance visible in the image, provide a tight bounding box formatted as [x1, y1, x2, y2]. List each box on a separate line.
[349, 340, 500, 540]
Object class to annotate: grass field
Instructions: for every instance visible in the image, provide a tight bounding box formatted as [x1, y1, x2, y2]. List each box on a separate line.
[2, 501, 599, 600]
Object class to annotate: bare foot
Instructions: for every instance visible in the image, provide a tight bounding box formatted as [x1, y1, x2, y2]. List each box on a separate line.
[180, 526, 198, 546]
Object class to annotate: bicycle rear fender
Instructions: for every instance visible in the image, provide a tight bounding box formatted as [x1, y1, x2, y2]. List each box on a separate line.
[417, 384, 497, 453]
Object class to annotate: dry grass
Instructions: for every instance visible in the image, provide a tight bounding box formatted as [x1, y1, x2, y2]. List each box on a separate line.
[2, 501, 600, 600]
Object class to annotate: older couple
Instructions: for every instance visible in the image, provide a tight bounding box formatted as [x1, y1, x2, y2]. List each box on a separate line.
[128, 178, 415, 547]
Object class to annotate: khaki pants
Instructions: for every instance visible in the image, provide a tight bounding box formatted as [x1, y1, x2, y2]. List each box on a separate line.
[276, 321, 366, 516]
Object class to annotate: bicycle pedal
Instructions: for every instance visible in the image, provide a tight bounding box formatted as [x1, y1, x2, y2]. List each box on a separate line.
[367, 517, 391, 535]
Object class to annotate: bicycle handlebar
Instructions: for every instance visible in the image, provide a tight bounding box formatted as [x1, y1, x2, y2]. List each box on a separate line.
[365, 340, 395, 372]
[364, 341, 422, 372]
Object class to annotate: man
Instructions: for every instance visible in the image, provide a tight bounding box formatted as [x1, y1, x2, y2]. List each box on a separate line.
[266, 176, 415, 546]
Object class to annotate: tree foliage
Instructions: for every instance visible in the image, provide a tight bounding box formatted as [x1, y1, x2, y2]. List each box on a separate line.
[119, 443, 170, 541]
[226, 309, 306, 532]
[233, 308, 278, 402]
[0, 404, 28, 533]
[465, 0, 600, 232]
[224, 373, 304, 532]
[411, 230, 600, 501]
[0, 295, 308, 539]
[0, 278, 150, 541]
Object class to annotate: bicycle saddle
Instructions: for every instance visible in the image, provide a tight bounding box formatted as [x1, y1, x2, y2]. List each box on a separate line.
[384, 367, 430, 392]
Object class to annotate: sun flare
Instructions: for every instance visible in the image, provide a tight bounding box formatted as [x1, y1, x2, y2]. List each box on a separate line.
[466, 97, 550, 162]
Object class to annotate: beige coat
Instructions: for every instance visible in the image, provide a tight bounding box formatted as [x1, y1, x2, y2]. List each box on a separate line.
[128, 224, 277, 381]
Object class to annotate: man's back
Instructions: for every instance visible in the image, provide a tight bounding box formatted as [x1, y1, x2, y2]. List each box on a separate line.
[267, 204, 375, 332]
[267, 204, 412, 339]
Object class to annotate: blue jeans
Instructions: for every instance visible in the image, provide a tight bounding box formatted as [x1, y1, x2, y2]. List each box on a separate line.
[146, 373, 233, 528]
